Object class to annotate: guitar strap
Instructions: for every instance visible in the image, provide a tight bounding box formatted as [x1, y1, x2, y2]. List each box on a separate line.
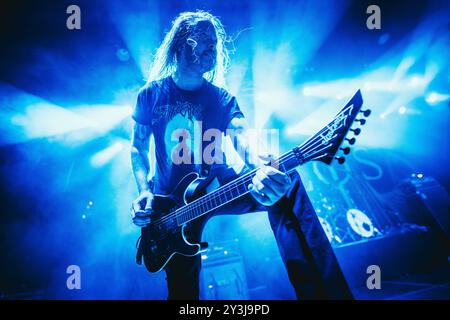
[135, 235, 143, 265]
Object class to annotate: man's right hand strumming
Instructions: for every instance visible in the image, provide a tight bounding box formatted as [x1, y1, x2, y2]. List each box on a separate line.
[131, 190, 154, 227]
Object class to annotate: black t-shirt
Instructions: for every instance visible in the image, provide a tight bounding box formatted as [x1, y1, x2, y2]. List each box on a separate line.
[132, 76, 244, 194]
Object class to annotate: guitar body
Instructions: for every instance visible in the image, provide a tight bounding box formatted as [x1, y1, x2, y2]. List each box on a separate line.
[140, 172, 209, 273]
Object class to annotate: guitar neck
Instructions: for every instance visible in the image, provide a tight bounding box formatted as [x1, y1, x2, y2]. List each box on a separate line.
[174, 149, 303, 226]
[173, 89, 366, 226]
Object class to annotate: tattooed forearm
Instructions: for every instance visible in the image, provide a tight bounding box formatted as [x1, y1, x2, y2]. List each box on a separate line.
[132, 122, 151, 151]
[131, 152, 150, 193]
[131, 122, 152, 193]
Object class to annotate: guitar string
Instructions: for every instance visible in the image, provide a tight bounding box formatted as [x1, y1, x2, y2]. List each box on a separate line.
[157, 143, 325, 227]
[155, 142, 325, 227]
[153, 106, 356, 227]
[162, 108, 354, 226]
[153, 104, 358, 227]
[163, 155, 296, 227]
[155, 109, 354, 227]
[153, 150, 299, 227]
[174, 147, 316, 226]
[161, 101, 357, 224]
[154, 112, 351, 228]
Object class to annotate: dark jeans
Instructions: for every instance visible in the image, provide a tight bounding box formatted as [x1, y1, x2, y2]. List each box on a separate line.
[164, 170, 353, 300]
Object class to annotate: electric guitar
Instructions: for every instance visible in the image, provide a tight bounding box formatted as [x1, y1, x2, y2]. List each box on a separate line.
[137, 90, 370, 273]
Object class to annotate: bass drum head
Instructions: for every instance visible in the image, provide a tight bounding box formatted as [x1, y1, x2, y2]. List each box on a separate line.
[346, 208, 374, 238]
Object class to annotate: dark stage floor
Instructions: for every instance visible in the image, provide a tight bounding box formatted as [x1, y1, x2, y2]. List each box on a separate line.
[353, 266, 450, 300]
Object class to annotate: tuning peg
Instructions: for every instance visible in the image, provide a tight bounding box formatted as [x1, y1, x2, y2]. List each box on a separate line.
[360, 109, 371, 117]
[340, 147, 351, 155]
[335, 156, 346, 164]
[355, 119, 366, 125]
[345, 137, 356, 145]
[350, 128, 361, 136]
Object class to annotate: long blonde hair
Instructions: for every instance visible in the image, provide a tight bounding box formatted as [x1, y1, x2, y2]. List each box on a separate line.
[146, 11, 230, 88]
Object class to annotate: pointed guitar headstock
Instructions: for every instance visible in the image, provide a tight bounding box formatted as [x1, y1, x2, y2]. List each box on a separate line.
[293, 90, 370, 166]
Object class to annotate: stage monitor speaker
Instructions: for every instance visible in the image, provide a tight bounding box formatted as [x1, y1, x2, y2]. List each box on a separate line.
[200, 241, 249, 300]
[410, 176, 450, 239]
[383, 175, 450, 241]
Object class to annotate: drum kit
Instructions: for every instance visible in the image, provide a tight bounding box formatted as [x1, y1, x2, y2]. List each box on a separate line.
[315, 195, 381, 246]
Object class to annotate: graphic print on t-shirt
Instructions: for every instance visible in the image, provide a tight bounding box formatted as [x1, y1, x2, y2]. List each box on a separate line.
[152, 101, 204, 166]
[132, 77, 244, 193]
[152, 101, 203, 125]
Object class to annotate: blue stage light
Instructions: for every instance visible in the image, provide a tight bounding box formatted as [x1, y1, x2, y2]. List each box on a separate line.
[1, 0, 449, 300]
[90, 140, 126, 167]
[426, 92, 449, 104]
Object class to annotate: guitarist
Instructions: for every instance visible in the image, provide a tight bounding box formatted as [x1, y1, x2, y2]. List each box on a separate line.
[130, 11, 352, 300]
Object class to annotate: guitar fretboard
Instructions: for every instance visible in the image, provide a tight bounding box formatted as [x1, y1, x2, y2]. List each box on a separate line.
[174, 149, 301, 226]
